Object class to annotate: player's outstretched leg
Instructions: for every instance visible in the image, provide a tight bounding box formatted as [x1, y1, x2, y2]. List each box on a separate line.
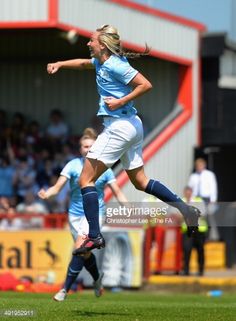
[145, 179, 201, 236]
[127, 168, 201, 236]
[53, 255, 85, 301]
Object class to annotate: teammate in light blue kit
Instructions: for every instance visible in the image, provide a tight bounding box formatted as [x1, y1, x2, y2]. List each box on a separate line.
[38, 128, 128, 301]
[47, 24, 200, 254]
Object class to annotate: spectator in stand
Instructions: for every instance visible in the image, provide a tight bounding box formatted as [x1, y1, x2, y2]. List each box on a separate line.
[8, 112, 27, 150]
[13, 156, 39, 203]
[15, 146, 35, 168]
[25, 120, 43, 146]
[0, 196, 22, 230]
[16, 191, 49, 228]
[35, 148, 51, 172]
[0, 196, 16, 214]
[61, 143, 76, 165]
[188, 158, 217, 204]
[36, 158, 55, 189]
[51, 151, 66, 174]
[188, 158, 218, 240]
[45, 109, 69, 148]
[0, 155, 15, 199]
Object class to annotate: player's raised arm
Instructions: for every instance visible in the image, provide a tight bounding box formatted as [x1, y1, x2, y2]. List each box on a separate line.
[38, 175, 68, 199]
[47, 58, 94, 74]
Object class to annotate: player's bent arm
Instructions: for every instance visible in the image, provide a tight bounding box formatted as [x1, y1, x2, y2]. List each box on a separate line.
[47, 59, 94, 74]
[38, 175, 68, 199]
[104, 73, 152, 110]
[108, 181, 129, 206]
[121, 73, 152, 105]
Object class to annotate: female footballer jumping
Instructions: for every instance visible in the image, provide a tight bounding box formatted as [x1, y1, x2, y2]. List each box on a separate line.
[47, 25, 200, 255]
[38, 128, 128, 301]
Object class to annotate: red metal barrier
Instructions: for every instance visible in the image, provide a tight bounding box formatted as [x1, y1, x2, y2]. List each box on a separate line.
[0, 213, 67, 229]
[43, 214, 67, 228]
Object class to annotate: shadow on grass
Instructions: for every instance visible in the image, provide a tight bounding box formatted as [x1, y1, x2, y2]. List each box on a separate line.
[72, 310, 133, 317]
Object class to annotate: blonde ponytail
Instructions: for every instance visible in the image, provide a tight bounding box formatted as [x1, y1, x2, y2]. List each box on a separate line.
[96, 24, 150, 58]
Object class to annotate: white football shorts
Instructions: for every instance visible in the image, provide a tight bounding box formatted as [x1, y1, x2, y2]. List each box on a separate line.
[87, 115, 144, 170]
[68, 214, 103, 241]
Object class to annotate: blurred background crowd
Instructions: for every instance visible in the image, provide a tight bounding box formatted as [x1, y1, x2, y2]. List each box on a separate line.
[0, 108, 89, 225]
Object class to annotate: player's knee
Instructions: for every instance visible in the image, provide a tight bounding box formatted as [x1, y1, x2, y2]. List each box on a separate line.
[132, 180, 146, 191]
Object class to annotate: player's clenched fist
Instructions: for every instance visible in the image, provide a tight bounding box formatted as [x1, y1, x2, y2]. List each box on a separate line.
[38, 189, 48, 199]
[47, 62, 60, 74]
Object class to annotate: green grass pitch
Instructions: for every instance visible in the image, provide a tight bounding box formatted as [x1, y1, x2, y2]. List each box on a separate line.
[0, 290, 236, 321]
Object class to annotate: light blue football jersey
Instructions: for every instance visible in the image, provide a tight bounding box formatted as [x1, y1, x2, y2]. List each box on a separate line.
[60, 158, 116, 216]
[91, 55, 138, 118]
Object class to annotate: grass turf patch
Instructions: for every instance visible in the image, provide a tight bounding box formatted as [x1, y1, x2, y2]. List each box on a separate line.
[0, 290, 236, 321]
